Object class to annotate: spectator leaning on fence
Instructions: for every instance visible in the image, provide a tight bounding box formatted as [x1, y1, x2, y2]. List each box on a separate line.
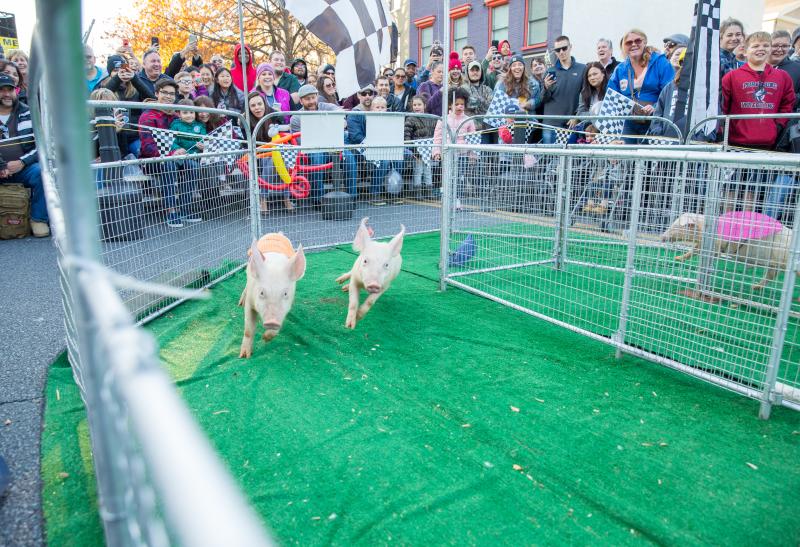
[596, 38, 620, 79]
[375, 76, 401, 112]
[0, 73, 48, 237]
[722, 31, 796, 219]
[608, 29, 674, 142]
[139, 78, 202, 228]
[541, 35, 586, 142]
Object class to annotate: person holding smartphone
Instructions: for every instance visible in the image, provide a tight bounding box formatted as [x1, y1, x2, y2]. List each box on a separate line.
[540, 35, 586, 142]
[415, 42, 444, 86]
[482, 41, 506, 89]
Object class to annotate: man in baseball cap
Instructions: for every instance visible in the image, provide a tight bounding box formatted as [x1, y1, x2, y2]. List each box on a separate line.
[0, 73, 49, 236]
[403, 58, 419, 89]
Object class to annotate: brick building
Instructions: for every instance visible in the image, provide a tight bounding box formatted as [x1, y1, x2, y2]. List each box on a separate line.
[406, 0, 763, 67]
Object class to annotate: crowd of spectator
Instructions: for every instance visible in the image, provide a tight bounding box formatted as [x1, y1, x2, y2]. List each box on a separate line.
[3, 15, 800, 233]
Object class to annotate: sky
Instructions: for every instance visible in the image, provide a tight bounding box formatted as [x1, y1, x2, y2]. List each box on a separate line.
[0, 0, 134, 54]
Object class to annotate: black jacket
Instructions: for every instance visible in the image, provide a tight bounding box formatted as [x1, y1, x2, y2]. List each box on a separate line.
[0, 99, 37, 169]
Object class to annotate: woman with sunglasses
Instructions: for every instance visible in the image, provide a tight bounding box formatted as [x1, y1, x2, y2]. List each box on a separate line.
[316, 74, 340, 105]
[607, 29, 674, 142]
[390, 67, 415, 111]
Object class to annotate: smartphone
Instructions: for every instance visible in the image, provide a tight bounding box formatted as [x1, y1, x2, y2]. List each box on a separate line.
[151, 36, 160, 48]
[491, 40, 499, 49]
[546, 68, 558, 82]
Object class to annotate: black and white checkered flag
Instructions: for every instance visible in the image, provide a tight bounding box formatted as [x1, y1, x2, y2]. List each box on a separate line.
[596, 88, 635, 139]
[276, 146, 299, 171]
[485, 90, 519, 128]
[151, 127, 175, 157]
[675, 0, 720, 137]
[200, 121, 242, 166]
[555, 127, 571, 145]
[284, 0, 398, 98]
[414, 138, 434, 166]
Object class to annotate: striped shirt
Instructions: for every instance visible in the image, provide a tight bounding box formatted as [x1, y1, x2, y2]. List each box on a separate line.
[0, 100, 37, 168]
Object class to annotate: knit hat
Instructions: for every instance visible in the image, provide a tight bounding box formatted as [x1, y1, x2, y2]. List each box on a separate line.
[106, 54, 126, 74]
[448, 52, 462, 71]
[509, 54, 525, 67]
[256, 63, 275, 80]
[320, 63, 335, 74]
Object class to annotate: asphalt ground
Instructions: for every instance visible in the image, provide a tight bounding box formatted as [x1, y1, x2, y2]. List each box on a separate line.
[0, 236, 63, 547]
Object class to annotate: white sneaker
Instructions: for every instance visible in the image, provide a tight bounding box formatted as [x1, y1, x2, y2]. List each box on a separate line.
[31, 221, 50, 238]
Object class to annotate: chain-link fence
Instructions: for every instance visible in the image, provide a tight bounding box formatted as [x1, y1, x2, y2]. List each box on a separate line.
[441, 143, 800, 420]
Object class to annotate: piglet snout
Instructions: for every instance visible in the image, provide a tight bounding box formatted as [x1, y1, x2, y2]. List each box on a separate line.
[263, 320, 281, 331]
[366, 283, 382, 294]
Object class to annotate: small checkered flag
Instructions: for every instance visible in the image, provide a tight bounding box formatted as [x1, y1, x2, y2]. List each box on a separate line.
[414, 137, 435, 166]
[200, 121, 242, 166]
[595, 88, 635, 142]
[276, 146, 299, 171]
[151, 127, 175, 157]
[284, 0, 398, 98]
[485, 89, 519, 128]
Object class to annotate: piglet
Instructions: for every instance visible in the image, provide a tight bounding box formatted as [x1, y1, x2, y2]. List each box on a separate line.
[239, 233, 306, 358]
[336, 217, 405, 329]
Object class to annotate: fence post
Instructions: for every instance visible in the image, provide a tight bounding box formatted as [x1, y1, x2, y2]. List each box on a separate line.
[32, 0, 130, 544]
[241, 115, 261, 243]
[759, 192, 800, 419]
[552, 155, 569, 270]
[614, 159, 644, 359]
[696, 163, 722, 294]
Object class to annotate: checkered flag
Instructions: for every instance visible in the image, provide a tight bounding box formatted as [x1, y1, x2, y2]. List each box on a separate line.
[200, 121, 242, 166]
[284, 0, 398, 98]
[464, 132, 482, 146]
[414, 138, 435, 166]
[555, 127, 571, 145]
[595, 88, 635, 139]
[150, 127, 175, 157]
[276, 145, 299, 171]
[485, 89, 519, 128]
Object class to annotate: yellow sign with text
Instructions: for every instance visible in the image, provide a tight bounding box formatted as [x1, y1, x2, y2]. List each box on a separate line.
[0, 37, 19, 50]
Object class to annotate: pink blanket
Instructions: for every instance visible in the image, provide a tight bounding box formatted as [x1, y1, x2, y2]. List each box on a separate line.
[716, 211, 783, 241]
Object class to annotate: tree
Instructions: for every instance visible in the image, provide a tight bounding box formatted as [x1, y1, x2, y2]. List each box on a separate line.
[105, 0, 334, 70]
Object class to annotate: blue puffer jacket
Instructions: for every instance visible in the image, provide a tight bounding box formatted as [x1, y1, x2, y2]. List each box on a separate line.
[608, 52, 675, 104]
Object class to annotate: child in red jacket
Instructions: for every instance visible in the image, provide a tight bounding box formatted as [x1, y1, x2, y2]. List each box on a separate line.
[721, 31, 796, 217]
[722, 31, 795, 150]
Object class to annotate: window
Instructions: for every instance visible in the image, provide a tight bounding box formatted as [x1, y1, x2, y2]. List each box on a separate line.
[526, 0, 548, 46]
[453, 17, 468, 53]
[420, 26, 433, 62]
[491, 4, 509, 43]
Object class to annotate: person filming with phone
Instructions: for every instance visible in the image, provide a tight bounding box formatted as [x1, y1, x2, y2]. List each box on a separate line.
[137, 35, 204, 96]
[540, 35, 586, 143]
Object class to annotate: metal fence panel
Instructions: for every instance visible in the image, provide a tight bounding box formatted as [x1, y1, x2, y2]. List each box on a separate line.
[443, 144, 800, 417]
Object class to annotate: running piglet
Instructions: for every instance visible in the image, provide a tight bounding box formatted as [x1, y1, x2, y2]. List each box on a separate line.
[239, 233, 306, 358]
[336, 217, 404, 329]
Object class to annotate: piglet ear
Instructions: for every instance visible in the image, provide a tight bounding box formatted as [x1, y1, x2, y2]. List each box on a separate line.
[389, 224, 405, 257]
[250, 239, 266, 278]
[353, 217, 371, 252]
[288, 245, 306, 282]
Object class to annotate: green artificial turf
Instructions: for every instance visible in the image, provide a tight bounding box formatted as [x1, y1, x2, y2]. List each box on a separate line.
[42, 232, 800, 545]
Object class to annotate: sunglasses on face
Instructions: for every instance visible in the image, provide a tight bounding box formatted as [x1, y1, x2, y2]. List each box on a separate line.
[553, 45, 569, 53]
[394, 73, 405, 78]
[324, 83, 335, 88]
[158, 90, 176, 97]
[664, 41, 677, 49]
[773, 44, 790, 49]
[492, 54, 503, 60]
[178, 79, 193, 85]
[359, 91, 374, 96]
[385, 71, 394, 76]
[624, 38, 644, 47]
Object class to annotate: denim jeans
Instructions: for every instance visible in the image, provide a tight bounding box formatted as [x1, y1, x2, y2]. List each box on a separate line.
[153, 158, 199, 213]
[540, 128, 556, 145]
[305, 151, 357, 202]
[621, 120, 651, 145]
[763, 174, 797, 220]
[3, 163, 47, 222]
